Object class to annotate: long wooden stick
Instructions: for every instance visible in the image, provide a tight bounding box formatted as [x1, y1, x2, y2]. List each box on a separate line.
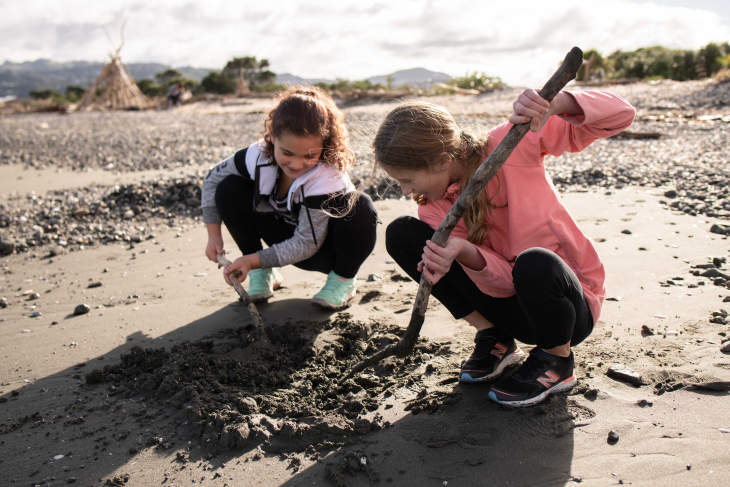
[340, 47, 584, 384]
[217, 253, 264, 333]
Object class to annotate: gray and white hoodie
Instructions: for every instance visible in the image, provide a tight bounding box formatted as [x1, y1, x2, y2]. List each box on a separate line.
[201, 141, 355, 269]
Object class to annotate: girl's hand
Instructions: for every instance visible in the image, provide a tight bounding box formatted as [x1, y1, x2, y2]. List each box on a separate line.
[509, 89, 551, 132]
[205, 235, 225, 263]
[223, 255, 253, 286]
[417, 238, 463, 285]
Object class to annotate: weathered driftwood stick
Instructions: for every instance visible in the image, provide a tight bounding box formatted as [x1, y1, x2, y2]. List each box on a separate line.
[340, 47, 584, 384]
[217, 253, 264, 333]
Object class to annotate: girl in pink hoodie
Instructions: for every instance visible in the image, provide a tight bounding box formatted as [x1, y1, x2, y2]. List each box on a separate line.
[373, 89, 635, 407]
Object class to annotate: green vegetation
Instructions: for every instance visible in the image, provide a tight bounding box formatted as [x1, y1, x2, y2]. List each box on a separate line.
[136, 78, 165, 97]
[65, 85, 86, 102]
[451, 72, 503, 91]
[314, 79, 386, 92]
[199, 56, 284, 94]
[28, 89, 66, 103]
[134, 69, 199, 98]
[580, 42, 730, 82]
[200, 71, 237, 94]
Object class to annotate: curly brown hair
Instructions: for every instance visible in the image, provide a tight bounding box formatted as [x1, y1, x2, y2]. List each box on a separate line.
[261, 85, 354, 172]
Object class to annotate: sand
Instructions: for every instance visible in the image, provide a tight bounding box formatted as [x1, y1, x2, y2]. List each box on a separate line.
[1, 90, 730, 486]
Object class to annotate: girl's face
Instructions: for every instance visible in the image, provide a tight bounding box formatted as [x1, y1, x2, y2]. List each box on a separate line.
[382, 163, 453, 201]
[271, 132, 324, 179]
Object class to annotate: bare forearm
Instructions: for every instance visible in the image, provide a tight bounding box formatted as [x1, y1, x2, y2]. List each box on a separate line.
[206, 223, 222, 238]
[456, 239, 487, 271]
[551, 92, 583, 117]
[246, 252, 261, 271]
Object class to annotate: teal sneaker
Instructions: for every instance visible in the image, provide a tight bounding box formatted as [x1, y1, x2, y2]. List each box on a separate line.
[246, 268, 284, 303]
[311, 271, 357, 310]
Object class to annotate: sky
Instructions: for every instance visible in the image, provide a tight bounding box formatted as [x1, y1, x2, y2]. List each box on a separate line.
[1, 0, 729, 87]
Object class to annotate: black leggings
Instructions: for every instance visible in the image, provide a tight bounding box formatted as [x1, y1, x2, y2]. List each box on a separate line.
[386, 216, 593, 349]
[215, 175, 378, 279]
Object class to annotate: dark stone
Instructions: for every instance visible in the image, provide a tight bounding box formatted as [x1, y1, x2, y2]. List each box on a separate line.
[87, 282, 102, 288]
[73, 304, 91, 316]
[621, 229, 632, 235]
[664, 190, 678, 198]
[608, 430, 619, 442]
[710, 224, 729, 235]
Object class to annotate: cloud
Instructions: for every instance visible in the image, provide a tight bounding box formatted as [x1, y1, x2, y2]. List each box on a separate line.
[1, 0, 729, 86]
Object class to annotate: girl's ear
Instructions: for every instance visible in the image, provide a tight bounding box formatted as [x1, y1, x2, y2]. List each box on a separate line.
[267, 125, 276, 144]
[436, 153, 452, 172]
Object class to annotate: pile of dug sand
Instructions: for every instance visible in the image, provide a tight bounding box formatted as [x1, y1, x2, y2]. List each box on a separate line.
[83, 313, 460, 455]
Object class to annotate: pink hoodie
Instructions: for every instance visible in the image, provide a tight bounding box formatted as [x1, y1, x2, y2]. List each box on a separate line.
[418, 91, 635, 325]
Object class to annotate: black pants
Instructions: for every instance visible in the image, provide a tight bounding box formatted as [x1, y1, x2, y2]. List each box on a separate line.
[215, 175, 378, 278]
[386, 216, 593, 349]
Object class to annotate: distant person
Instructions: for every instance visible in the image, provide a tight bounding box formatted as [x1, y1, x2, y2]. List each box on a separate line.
[201, 86, 378, 309]
[373, 89, 635, 407]
[166, 82, 184, 108]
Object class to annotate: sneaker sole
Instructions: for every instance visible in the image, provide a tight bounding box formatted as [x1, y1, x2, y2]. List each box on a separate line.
[459, 348, 525, 383]
[247, 276, 284, 303]
[488, 374, 577, 408]
[310, 291, 356, 310]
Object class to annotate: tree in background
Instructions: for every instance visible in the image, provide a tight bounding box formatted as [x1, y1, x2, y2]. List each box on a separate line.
[28, 89, 65, 103]
[583, 42, 730, 83]
[223, 57, 276, 89]
[155, 69, 183, 86]
[136, 70, 198, 97]
[65, 85, 86, 103]
[200, 71, 237, 94]
[315, 79, 385, 92]
[452, 73, 503, 91]
[576, 49, 609, 81]
[696, 42, 730, 78]
[136, 78, 165, 97]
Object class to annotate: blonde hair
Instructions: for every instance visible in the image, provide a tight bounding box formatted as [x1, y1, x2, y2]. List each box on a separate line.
[261, 85, 354, 172]
[372, 101, 503, 245]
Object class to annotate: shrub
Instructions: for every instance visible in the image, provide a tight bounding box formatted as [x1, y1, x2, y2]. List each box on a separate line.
[137, 79, 165, 97]
[200, 71, 236, 94]
[29, 89, 65, 103]
[251, 82, 287, 93]
[609, 46, 697, 81]
[314, 79, 385, 92]
[65, 85, 86, 102]
[223, 57, 276, 89]
[155, 69, 183, 86]
[452, 72, 503, 91]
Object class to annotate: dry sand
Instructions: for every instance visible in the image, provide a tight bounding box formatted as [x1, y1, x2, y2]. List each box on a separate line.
[1, 89, 730, 487]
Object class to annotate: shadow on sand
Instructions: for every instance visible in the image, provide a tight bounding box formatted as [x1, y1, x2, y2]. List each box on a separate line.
[0, 295, 578, 486]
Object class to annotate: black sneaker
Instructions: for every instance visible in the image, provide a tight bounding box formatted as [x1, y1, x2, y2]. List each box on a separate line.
[459, 329, 525, 383]
[488, 348, 576, 407]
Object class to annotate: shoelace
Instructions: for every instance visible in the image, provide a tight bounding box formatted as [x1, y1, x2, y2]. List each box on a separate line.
[512, 352, 552, 382]
[471, 335, 498, 357]
[324, 275, 350, 292]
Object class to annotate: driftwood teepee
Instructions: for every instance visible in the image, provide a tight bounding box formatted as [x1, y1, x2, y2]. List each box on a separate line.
[74, 21, 147, 112]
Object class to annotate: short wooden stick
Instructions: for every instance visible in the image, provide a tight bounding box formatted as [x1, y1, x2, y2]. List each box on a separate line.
[217, 253, 264, 333]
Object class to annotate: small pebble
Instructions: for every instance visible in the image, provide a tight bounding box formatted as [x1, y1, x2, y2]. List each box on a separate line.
[73, 304, 91, 316]
[608, 430, 619, 442]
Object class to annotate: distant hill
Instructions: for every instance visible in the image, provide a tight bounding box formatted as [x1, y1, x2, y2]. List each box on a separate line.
[0, 59, 214, 98]
[276, 68, 452, 89]
[275, 73, 337, 85]
[368, 68, 452, 88]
